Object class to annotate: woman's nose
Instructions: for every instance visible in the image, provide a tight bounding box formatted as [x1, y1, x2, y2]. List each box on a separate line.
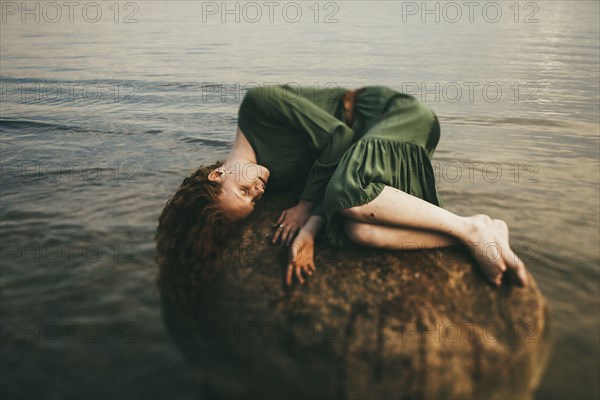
[254, 184, 264, 195]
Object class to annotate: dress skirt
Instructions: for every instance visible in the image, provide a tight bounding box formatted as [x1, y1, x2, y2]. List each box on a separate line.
[322, 86, 443, 248]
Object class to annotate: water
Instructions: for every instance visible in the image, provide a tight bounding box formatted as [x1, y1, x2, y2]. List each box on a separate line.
[1, 1, 598, 398]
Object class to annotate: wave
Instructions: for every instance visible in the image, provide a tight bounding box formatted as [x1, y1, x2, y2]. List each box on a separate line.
[0, 118, 166, 137]
[0, 118, 74, 132]
[441, 115, 571, 128]
[180, 137, 231, 148]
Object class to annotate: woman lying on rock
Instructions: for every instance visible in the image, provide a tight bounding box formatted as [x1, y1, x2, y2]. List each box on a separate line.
[157, 84, 528, 288]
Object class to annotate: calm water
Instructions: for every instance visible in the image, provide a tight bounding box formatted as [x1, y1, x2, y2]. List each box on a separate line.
[1, 1, 598, 398]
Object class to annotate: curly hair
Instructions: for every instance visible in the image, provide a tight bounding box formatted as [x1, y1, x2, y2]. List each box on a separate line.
[155, 161, 236, 308]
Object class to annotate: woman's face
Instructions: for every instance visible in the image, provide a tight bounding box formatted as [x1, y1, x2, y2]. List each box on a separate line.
[209, 162, 270, 221]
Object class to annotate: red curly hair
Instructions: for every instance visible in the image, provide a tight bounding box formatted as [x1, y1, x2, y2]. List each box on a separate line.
[155, 161, 236, 308]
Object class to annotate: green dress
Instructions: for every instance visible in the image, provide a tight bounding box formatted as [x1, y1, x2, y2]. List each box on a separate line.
[237, 84, 443, 248]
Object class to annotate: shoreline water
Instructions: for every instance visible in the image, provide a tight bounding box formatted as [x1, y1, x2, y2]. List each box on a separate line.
[1, 1, 599, 399]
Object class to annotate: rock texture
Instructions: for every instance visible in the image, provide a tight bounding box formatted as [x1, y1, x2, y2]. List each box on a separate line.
[159, 190, 551, 400]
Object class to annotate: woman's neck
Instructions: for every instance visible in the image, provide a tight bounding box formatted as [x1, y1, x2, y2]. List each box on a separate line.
[226, 126, 257, 165]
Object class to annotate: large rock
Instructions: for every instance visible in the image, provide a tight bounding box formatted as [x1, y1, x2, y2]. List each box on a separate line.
[159, 190, 551, 400]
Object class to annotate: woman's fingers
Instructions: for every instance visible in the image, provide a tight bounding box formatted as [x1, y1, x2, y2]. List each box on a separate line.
[272, 226, 283, 244]
[286, 263, 305, 286]
[284, 227, 298, 246]
[295, 265, 305, 285]
[273, 212, 284, 242]
[285, 243, 317, 286]
[281, 226, 292, 245]
[286, 264, 314, 286]
[283, 228, 292, 246]
[286, 263, 294, 286]
[276, 210, 286, 225]
[286, 245, 298, 286]
[273, 225, 289, 245]
[273, 223, 298, 246]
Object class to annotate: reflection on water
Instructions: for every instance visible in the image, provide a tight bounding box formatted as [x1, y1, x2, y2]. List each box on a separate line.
[1, 1, 598, 399]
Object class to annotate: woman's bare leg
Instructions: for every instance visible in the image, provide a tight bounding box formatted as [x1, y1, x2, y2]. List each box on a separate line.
[345, 220, 458, 250]
[339, 185, 528, 287]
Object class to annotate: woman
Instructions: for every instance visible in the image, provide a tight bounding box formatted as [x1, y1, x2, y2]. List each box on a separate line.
[157, 84, 528, 289]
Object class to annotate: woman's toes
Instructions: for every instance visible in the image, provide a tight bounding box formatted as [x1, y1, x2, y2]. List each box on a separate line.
[507, 259, 529, 287]
[479, 257, 507, 287]
[485, 271, 502, 287]
[517, 265, 529, 287]
[494, 263, 507, 286]
[500, 241, 529, 288]
[490, 218, 530, 287]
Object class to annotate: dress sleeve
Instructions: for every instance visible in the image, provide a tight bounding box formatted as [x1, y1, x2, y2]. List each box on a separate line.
[247, 85, 356, 204]
[311, 202, 326, 218]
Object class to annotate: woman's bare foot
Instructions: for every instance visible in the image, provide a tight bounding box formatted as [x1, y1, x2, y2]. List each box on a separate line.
[464, 215, 528, 287]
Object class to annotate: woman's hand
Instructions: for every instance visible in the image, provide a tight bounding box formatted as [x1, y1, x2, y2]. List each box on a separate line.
[286, 231, 316, 286]
[272, 200, 314, 246]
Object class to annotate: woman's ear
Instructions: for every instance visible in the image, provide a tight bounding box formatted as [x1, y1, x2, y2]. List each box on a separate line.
[207, 168, 224, 182]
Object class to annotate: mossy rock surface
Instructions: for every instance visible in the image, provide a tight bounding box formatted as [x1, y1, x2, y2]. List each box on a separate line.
[160, 190, 551, 400]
